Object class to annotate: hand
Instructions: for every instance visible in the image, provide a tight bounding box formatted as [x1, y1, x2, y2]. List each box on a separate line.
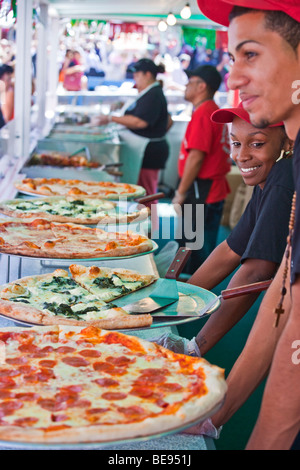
[90, 115, 111, 126]
[172, 190, 186, 215]
[182, 418, 222, 438]
[149, 333, 201, 357]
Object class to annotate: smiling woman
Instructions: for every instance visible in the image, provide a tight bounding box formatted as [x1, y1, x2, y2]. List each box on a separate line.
[211, 103, 293, 190]
[185, 103, 294, 355]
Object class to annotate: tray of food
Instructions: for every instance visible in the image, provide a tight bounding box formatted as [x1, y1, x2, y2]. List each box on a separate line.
[0, 324, 227, 447]
[0, 265, 220, 330]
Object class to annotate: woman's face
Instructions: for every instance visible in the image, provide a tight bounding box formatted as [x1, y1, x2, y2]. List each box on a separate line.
[133, 71, 154, 92]
[230, 117, 288, 189]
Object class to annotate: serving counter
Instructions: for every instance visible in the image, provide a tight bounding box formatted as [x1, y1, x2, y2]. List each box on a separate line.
[0, 109, 217, 452]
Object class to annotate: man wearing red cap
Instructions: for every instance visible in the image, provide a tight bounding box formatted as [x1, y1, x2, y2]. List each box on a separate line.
[172, 64, 231, 274]
[195, 0, 300, 450]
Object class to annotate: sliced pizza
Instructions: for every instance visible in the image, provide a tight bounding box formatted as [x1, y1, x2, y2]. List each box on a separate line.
[0, 270, 152, 329]
[0, 218, 154, 259]
[0, 196, 149, 225]
[14, 178, 146, 199]
[0, 324, 227, 444]
[69, 264, 157, 302]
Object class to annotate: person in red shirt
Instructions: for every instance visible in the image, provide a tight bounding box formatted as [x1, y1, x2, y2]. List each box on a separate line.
[172, 65, 231, 274]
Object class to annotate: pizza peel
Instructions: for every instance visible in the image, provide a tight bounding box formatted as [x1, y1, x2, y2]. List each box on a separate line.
[151, 278, 273, 320]
[121, 247, 192, 313]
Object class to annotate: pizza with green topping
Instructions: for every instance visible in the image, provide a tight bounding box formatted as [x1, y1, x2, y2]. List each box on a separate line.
[0, 196, 149, 225]
[0, 267, 157, 329]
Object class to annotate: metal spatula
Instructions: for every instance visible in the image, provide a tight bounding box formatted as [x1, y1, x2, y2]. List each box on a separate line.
[122, 247, 191, 314]
[152, 278, 273, 320]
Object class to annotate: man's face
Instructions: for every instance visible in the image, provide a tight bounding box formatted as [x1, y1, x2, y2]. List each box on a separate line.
[227, 11, 300, 139]
[184, 77, 202, 102]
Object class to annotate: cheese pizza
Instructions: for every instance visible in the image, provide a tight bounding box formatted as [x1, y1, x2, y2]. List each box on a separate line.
[0, 196, 149, 225]
[0, 218, 154, 259]
[0, 324, 227, 444]
[0, 267, 157, 329]
[15, 178, 146, 199]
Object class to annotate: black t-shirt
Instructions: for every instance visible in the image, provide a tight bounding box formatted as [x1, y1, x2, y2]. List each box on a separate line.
[291, 129, 300, 284]
[125, 84, 169, 138]
[227, 158, 294, 264]
[124, 83, 170, 169]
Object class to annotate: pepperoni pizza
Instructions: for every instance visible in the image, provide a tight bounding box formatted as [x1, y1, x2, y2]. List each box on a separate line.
[0, 325, 227, 444]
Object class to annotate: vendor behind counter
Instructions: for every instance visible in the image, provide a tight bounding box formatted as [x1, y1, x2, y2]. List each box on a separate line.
[93, 58, 173, 200]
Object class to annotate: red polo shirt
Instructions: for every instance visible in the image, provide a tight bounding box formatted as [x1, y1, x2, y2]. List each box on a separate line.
[178, 100, 231, 203]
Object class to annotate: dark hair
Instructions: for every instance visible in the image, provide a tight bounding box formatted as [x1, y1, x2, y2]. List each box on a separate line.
[0, 64, 13, 79]
[229, 6, 300, 51]
[154, 63, 165, 76]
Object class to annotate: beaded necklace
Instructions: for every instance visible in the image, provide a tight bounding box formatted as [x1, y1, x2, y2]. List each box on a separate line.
[274, 190, 296, 327]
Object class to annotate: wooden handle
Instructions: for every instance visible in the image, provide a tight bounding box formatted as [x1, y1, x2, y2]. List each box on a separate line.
[221, 279, 273, 300]
[165, 247, 192, 280]
[106, 170, 123, 177]
[135, 192, 165, 204]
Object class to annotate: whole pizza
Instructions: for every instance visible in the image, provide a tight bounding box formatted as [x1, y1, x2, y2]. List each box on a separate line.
[0, 218, 154, 259]
[0, 266, 157, 329]
[0, 324, 227, 444]
[14, 178, 146, 199]
[0, 196, 149, 225]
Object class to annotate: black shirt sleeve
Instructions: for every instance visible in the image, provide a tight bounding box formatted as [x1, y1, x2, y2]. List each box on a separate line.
[125, 85, 168, 138]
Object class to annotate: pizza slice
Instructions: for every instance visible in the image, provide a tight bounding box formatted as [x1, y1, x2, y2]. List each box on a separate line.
[69, 264, 158, 302]
[0, 270, 152, 329]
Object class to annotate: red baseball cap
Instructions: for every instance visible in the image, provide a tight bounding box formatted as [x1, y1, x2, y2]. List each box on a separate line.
[197, 0, 300, 27]
[211, 103, 284, 127]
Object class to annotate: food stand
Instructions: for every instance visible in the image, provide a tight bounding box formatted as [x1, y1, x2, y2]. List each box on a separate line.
[0, 0, 229, 451]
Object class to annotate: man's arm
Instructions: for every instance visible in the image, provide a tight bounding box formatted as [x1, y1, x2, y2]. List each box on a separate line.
[246, 274, 300, 450]
[195, 257, 278, 355]
[210, 253, 291, 429]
